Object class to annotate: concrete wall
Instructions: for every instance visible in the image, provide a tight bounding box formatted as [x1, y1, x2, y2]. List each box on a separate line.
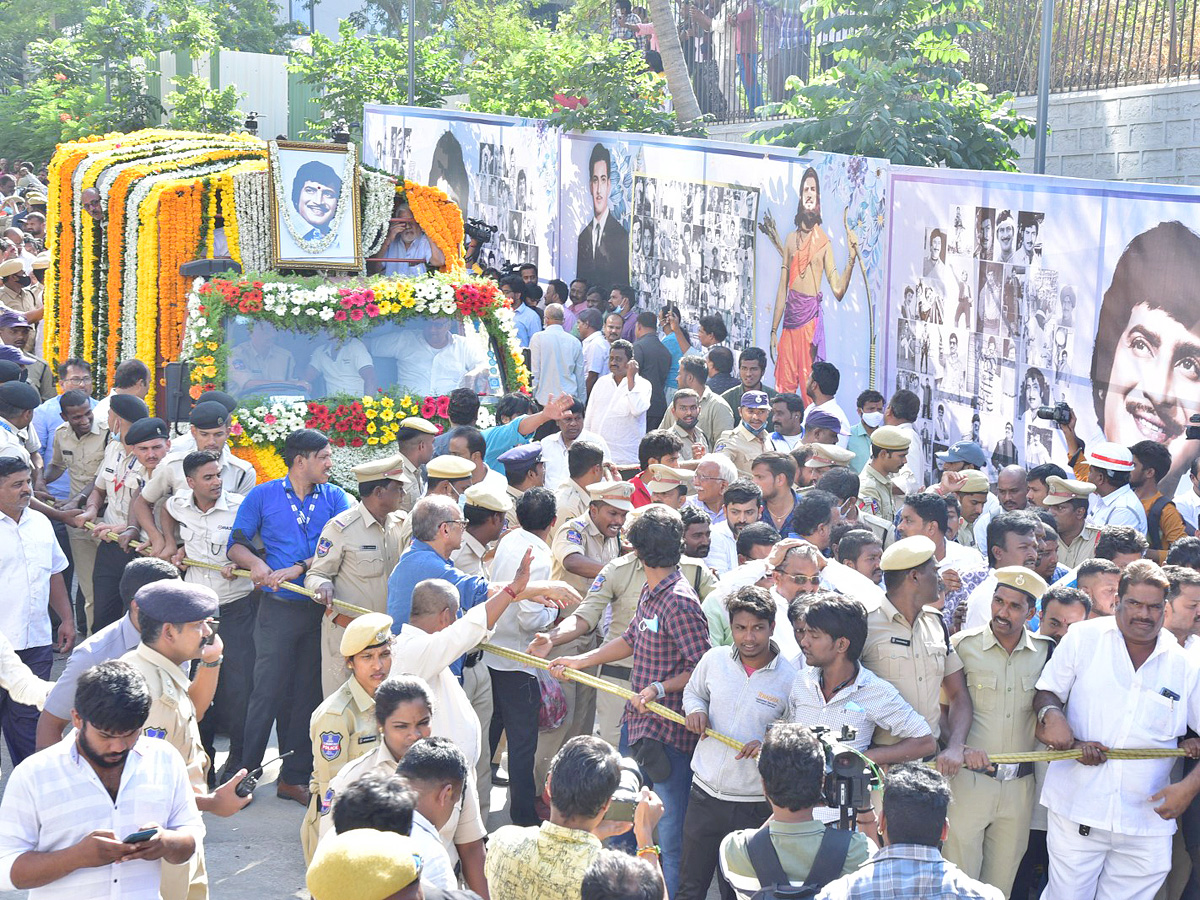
[708, 79, 1200, 186]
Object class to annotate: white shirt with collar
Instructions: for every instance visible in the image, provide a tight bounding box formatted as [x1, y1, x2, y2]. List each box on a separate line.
[410, 810, 456, 890]
[479, 464, 509, 498]
[819, 556, 887, 606]
[485, 528, 556, 673]
[539, 429, 611, 491]
[582, 372, 652, 467]
[963, 571, 998, 631]
[891, 422, 927, 493]
[938, 537, 985, 575]
[582, 330, 610, 376]
[705, 521, 738, 576]
[530, 324, 586, 404]
[0, 505, 68, 650]
[1087, 483, 1149, 533]
[1037, 616, 1200, 836]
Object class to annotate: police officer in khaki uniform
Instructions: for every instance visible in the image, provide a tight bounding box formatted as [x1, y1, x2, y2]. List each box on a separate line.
[0, 261, 39, 356]
[453, 482, 510, 578]
[305, 457, 409, 697]
[1042, 475, 1100, 569]
[713, 390, 788, 477]
[859, 424, 910, 525]
[955, 469, 992, 550]
[537, 481, 633, 788]
[395, 454, 473, 549]
[121, 581, 252, 900]
[805, 441, 857, 472]
[496, 443, 545, 531]
[644, 463, 693, 509]
[944, 566, 1052, 897]
[227, 325, 297, 396]
[532, 542, 719, 745]
[44, 389, 108, 631]
[394, 417, 438, 512]
[300, 612, 394, 862]
[553, 438, 606, 526]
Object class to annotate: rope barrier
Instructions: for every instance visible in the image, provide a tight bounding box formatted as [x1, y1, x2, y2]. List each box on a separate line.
[82, 524, 1193, 765]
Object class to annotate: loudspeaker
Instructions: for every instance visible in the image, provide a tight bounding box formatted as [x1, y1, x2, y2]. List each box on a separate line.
[162, 361, 193, 425]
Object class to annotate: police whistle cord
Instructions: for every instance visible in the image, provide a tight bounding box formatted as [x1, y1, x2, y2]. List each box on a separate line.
[79, 526, 1193, 766]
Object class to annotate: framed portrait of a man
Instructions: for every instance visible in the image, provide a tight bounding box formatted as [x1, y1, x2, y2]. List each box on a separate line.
[269, 140, 363, 270]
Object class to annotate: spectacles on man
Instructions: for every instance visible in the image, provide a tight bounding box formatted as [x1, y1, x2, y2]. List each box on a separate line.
[441, 518, 468, 530]
[62, 375, 92, 385]
[776, 571, 822, 587]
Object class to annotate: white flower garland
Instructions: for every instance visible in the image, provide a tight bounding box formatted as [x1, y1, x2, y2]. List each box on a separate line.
[361, 170, 397, 259]
[233, 170, 272, 273]
[231, 400, 310, 444]
[269, 141, 358, 255]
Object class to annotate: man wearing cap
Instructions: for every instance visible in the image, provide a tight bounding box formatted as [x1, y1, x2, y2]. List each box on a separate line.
[497, 444, 545, 531]
[306, 457, 408, 697]
[942, 468, 992, 550]
[394, 417, 437, 512]
[554, 439, 606, 525]
[713, 391, 788, 478]
[863, 535, 973, 776]
[0, 311, 49, 397]
[156, 450, 255, 778]
[629, 430, 685, 508]
[943, 566, 1053, 896]
[583, 339, 652, 471]
[539, 481, 633, 785]
[645, 464, 692, 509]
[1081, 440, 1149, 532]
[1043, 475, 1100, 568]
[0, 261, 40, 354]
[121, 581, 253, 899]
[82, 416, 171, 631]
[28, 251, 48, 312]
[227, 428, 352, 807]
[935, 440, 1002, 539]
[802, 410, 842, 446]
[453, 483, 510, 578]
[301, 612, 394, 862]
[804, 441, 856, 477]
[859, 424, 910, 524]
[0, 380, 45, 478]
[306, 829, 426, 900]
[131, 402, 255, 541]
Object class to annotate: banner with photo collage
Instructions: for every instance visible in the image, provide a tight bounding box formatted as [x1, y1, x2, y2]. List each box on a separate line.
[885, 167, 1200, 486]
[362, 105, 890, 408]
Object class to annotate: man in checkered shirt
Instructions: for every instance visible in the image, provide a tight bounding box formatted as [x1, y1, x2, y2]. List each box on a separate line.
[553, 504, 711, 899]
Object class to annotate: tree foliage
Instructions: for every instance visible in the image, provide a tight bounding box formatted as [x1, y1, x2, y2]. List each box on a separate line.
[165, 76, 246, 133]
[756, 0, 1034, 170]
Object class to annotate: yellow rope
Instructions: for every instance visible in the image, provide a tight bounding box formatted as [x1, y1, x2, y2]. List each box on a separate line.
[83, 525, 1193, 765]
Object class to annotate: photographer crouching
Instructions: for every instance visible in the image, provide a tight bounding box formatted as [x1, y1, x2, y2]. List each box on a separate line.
[370, 199, 446, 276]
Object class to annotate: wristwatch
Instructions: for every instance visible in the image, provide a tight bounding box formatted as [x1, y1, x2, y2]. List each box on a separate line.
[650, 681, 666, 700]
[200, 655, 224, 669]
[1036, 704, 1060, 725]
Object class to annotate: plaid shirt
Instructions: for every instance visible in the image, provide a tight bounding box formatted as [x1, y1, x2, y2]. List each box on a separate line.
[815, 845, 1004, 900]
[622, 569, 711, 752]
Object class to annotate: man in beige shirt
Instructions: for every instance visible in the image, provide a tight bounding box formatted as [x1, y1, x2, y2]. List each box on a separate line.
[713, 390, 788, 477]
[554, 439, 606, 525]
[859, 424, 911, 525]
[1042, 475, 1100, 569]
[453, 483, 511, 578]
[658, 354, 735, 445]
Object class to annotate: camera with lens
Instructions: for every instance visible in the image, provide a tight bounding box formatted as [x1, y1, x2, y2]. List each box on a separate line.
[1188, 414, 1200, 441]
[1036, 401, 1073, 426]
[603, 757, 644, 822]
[464, 217, 497, 245]
[812, 725, 878, 829]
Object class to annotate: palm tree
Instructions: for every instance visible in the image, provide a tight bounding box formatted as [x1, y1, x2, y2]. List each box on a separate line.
[646, 0, 704, 126]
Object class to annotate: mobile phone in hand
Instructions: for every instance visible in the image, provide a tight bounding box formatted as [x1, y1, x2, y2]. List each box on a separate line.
[122, 828, 158, 844]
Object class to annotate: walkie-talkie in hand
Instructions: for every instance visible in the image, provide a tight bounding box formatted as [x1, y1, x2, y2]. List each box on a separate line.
[235, 750, 295, 797]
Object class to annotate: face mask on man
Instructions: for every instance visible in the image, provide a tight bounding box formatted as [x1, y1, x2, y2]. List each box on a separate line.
[862, 411, 885, 428]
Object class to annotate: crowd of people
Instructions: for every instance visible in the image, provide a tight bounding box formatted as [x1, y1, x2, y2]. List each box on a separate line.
[1, 226, 1200, 900]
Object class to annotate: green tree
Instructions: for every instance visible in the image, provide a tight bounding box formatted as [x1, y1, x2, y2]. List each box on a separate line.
[289, 19, 455, 138]
[757, 0, 1033, 170]
[165, 75, 245, 132]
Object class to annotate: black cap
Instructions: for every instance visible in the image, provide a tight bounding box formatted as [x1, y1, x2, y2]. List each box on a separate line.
[134, 581, 219, 623]
[109, 394, 149, 423]
[189, 400, 229, 429]
[124, 417, 169, 446]
[0, 360, 24, 384]
[0, 380, 41, 410]
[196, 390, 237, 414]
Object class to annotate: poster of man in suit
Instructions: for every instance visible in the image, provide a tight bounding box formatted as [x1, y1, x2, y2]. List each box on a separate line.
[576, 143, 629, 290]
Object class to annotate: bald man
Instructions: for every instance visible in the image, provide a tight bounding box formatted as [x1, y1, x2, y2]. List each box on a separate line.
[973, 465, 1029, 549]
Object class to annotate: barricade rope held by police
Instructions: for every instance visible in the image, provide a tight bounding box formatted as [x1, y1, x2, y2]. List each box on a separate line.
[82, 523, 1191, 766]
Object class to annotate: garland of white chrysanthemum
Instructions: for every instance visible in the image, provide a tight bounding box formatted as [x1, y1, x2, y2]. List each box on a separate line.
[268, 141, 358, 255]
[361, 169, 397, 259]
[233, 169, 272, 273]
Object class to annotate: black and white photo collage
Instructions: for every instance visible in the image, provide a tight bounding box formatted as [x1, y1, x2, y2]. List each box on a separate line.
[895, 204, 1076, 479]
[373, 125, 413, 183]
[473, 142, 538, 271]
[630, 174, 758, 348]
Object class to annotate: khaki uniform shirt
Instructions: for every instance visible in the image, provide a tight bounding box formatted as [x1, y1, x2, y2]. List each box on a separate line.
[302, 675, 380, 861]
[952, 625, 1051, 754]
[451, 531, 491, 578]
[0, 284, 37, 355]
[51, 419, 108, 499]
[165, 490, 252, 605]
[668, 423, 709, 461]
[554, 480, 591, 525]
[859, 463, 898, 524]
[659, 386, 736, 446]
[504, 484, 524, 532]
[861, 595, 963, 744]
[305, 503, 405, 615]
[95, 440, 148, 532]
[121, 643, 206, 786]
[958, 518, 978, 550]
[140, 446, 256, 506]
[551, 512, 622, 600]
[25, 358, 53, 400]
[573, 552, 717, 669]
[713, 423, 787, 477]
[398, 454, 424, 514]
[227, 342, 294, 394]
[1058, 525, 1101, 570]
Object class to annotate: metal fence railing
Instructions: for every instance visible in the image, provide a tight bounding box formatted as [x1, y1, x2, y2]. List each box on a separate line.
[612, 0, 1200, 124]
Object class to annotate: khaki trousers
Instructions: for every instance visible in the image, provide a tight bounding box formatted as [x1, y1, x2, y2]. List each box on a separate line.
[944, 768, 1035, 897]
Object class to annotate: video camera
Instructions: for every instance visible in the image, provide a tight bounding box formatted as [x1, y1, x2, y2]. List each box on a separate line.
[1036, 401, 1073, 426]
[603, 756, 644, 822]
[464, 217, 497, 246]
[1188, 414, 1200, 442]
[812, 725, 878, 830]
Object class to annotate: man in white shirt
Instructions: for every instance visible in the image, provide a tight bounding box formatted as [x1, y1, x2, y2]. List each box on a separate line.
[1034, 560, 1200, 900]
[394, 737, 469, 892]
[369, 318, 488, 397]
[582, 339, 651, 471]
[577, 308, 610, 398]
[485, 487, 558, 826]
[897, 490, 984, 583]
[802, 360, 852, 447]
[530, 303, 586, 404]
[1084, 441, 1149, 532]
[0, 454, 73, 766]
[1174, 458, 1200, 531]
[304, 337, 376, 397]
[539, 400, 610, 491]
[0, 659, 202, 899]
[959, 511, 1041, 631]
[706, 480, 763, 576]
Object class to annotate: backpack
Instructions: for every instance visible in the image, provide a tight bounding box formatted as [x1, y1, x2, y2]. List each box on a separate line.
[1148, 496, 1194, 551]
[745, 823, 854, 900]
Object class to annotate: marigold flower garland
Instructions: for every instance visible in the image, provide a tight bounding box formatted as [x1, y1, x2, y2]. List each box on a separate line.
[401, 181, 465, 272]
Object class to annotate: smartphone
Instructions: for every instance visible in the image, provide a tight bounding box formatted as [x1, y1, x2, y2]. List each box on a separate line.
[122, 827, 158, 844]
